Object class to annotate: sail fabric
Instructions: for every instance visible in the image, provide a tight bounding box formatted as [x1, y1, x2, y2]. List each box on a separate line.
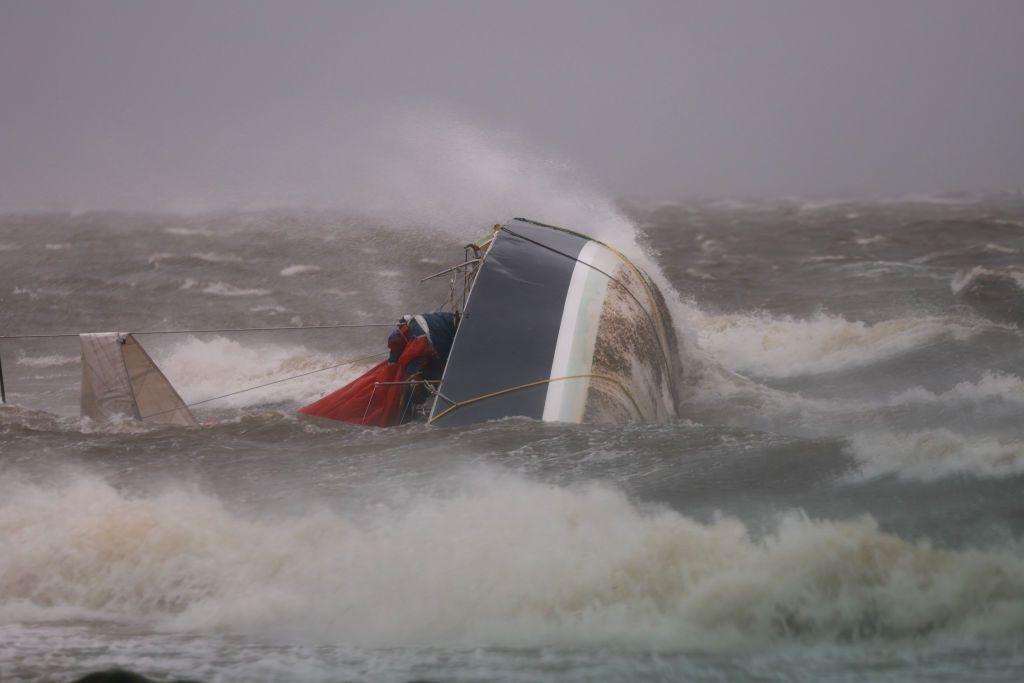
[80, 333, 196, 426]
[297, 360, 406, 426]
[299, 335, 434, 427]
[80, 333, 137, 421]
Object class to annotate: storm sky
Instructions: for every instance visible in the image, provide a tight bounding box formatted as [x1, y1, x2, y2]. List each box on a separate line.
[2, 0, 1023, 209]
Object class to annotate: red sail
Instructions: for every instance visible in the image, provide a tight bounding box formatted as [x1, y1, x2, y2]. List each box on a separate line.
[298, 361, 404, 426]
[298, 336, 434, 427]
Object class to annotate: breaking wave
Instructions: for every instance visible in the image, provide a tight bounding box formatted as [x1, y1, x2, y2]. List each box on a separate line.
[850, 429, 1024, 480]
[155, 336, 375, 410]
[952, 266, 1024, 297]
[1, 472, 1022, 649]
[887, 372, 1024, 408]
[951, 266, 1024, 326]
[351, 111, 718, 394]
[698, 312, 978, 378]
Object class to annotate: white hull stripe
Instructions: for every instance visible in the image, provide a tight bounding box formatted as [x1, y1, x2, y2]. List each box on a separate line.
[542, 240, 619, 422]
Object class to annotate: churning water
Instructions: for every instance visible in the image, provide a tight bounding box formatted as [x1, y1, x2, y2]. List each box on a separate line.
[2, 189, 1024, 681]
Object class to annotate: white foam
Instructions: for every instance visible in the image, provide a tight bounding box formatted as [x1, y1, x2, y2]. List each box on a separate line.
[279, 264, 321, 277]
[250, 304, 289, 314]
[1, 472, 1022, 648]
[155, 335, 374, 409]
[697, 312, 977, 378]
[11, 286, 71, 300]
[951, 266, 1024, 296]
[147, 251, 177, 265]
[192, 251, 244, 263]
[201, 282, 270, 297]
[983, 243, 1018, 255]
[16, 354, 78, 368]
[850, 429, 1024, 480]
[802, 254, 846, 263]
[887, 372, 1024, 407]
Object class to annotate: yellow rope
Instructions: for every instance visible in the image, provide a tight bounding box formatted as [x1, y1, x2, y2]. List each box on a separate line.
[428, 373, 642, 424]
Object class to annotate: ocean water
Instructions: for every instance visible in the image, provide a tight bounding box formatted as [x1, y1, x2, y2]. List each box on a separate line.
[2, 194, 1023, 682]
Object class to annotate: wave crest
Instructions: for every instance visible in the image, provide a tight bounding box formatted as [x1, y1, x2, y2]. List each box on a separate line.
[155, 336, 373, 410]
[698, 312, 976, 378]
[1, 473, 1022, 648]
[850, 429, 1024, 480]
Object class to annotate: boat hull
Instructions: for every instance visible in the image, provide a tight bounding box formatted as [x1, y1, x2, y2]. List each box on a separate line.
[429, 219, 680, 426]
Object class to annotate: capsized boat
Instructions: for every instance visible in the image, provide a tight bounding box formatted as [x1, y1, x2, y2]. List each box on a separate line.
[22, 217, 681, 427]
[300, 218, 683, 427]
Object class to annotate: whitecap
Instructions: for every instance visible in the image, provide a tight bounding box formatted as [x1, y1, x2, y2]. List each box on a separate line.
[887, 372, 1024, 407]
[191, 251, 244, 263]
[201, 282, 270, 297]
[850, 429, 1024, 480]
[154, 335, 372, 408]
[697, 311, 977, 378]
[16, 354, 78, 368]
[280, 264, 321, 277]
[952, 266, 1024, 296]
[2, 472, 1022, 648]
[147, 252, 177, 265]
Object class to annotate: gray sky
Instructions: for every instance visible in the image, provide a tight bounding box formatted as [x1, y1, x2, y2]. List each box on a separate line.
[2, 0, 1023, 209]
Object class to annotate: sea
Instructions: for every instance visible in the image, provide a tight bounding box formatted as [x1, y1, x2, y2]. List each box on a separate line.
[1, 193, 1023, 682]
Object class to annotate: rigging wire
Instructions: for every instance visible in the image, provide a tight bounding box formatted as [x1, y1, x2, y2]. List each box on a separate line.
[0, 322, 395, 341]
[139, 351, 388, 420]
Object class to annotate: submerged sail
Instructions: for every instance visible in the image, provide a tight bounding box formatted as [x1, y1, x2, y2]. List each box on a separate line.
[80, 333, 196, 426]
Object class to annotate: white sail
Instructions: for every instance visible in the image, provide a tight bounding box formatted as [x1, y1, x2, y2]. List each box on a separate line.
[80, 333, 196, 426]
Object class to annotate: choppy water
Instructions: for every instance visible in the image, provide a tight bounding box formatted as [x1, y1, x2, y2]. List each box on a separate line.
[2, 194, 1023, 682]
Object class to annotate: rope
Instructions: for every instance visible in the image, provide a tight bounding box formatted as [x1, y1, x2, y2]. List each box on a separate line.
[138, 351, 387, 420]
[427, 373, 642, 424]
[0, 323, 395, 341]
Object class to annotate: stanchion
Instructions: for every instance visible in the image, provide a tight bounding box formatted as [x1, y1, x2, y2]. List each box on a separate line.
[0, 344, 6, 403]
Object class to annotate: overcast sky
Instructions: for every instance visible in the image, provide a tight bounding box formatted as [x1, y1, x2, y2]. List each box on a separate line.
[1, 0, 1022, 209]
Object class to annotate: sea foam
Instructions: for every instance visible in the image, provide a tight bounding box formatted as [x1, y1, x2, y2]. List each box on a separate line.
[697, 312, 977, 378]
[1, 471, 1022, 649]
[850, 429, 1024, 480]
[154, 335, 375, 409]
